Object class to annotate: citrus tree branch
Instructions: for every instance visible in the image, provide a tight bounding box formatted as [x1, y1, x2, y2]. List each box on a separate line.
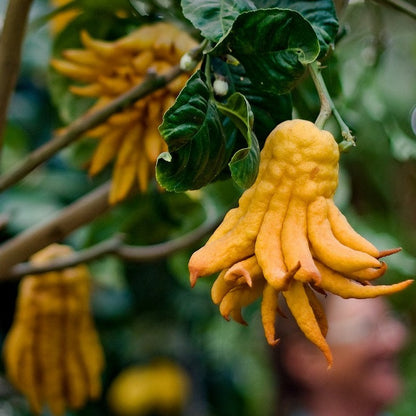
[0, 181, 112, 278]
[3, 235, 123, 281]
[0, 0, 34, 153]
[1, 213, 221, 281]
[0, 66, 183, 192]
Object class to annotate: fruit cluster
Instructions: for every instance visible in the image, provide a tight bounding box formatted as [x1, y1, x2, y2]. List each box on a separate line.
[189, 119, 412, 365]
[3, 244, 104, 415]
[51, 22, 197, 203]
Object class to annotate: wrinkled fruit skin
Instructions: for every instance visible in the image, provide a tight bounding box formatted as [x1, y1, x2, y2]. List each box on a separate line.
[3, 244, 105, 415]
[189, 119, 413, 366]
[51, 22, 197, 204]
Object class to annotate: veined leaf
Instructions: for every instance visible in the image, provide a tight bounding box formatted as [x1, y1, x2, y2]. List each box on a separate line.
[211, 9, 320, 95]
[181, 0, 256, 42]
[157, 71, 233, 192]
[254, 1, 339, 57]
[216, 93, 260, 188]
[213, 59, 292, 144]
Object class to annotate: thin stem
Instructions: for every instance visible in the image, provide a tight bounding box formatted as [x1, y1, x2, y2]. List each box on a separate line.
[0, 0, 34, 154]
[204, 54, 215, 99]
[5, 235, 124, 280]
[0, 65, 183, 192]
[0, 181, 112, 279]
[1, 210, 221, 281]
[118, 211, 220, 262]
[190, 38, 209, 62]
[308, 61, 356, 151]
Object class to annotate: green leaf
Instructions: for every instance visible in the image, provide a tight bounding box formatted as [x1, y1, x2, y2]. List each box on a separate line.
[254, 1, 339, 57]
[217, 93, 260, 188]
[156, 71, 233, 192]
[181, 0, 256, 42]
[211, 9, 320, 95]
[213, 58, 292, 144]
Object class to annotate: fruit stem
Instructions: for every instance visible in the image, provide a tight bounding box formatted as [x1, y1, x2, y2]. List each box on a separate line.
[308, 61, 356, 152]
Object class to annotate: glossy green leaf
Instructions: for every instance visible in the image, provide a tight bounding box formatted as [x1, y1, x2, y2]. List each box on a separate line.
[217, 93, 260, 188]
[213, 58, 292, 144]
[211, 9, 320, 94]
[156, 71, 233, 192]
[254, 0, 339, 57]
[181, 0, 256, 42]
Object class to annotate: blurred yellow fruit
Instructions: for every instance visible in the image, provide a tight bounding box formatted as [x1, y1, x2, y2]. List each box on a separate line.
[3, 244, 105, 416]
[107, 360, 191, 416]
[51, 22, 197, 204]
[50, 0, 80, 33]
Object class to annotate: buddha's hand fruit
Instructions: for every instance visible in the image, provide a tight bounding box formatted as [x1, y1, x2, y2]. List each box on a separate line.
[189, 119, 413, 366]
[51, 22, 197, 203]
[3, 244, 105, 415]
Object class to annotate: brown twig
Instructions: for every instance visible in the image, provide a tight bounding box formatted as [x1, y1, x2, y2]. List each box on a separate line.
[4, 235, 123, 280]
[1, 211, 221, 281]
[0, 181, 112, 279]
[0, 66, 183, 192]
[0, 0, 34, 154]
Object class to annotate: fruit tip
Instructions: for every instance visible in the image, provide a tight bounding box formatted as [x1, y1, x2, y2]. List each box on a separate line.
[325, 351, 333, 370]
[378, 247, 402, 258]
[189, 271, 198, 288]
[221, 313, 231, 322]
[269, 338, 280, 347]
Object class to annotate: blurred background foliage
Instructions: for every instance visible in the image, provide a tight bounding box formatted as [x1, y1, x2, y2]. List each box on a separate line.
[0, 0, 415, 415]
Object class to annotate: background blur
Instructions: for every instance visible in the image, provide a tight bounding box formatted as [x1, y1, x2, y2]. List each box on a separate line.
[0, 0, 415, 415]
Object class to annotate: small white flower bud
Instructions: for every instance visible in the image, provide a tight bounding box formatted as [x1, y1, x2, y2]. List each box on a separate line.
[213, 78, 229, 97]
[180, 53, 198, 71]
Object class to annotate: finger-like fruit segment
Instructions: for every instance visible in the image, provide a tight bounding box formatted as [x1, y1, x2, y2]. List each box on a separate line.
[89, 128, 125, 175]
[282, 198, 321, 283]
[326, 199, 379, 257]
[308, 197, 381, 272]
[304, 284, 328, 338]
[224, 255, 262, 287]
[316, 261, 413, 298]
[219, 277, 265, 324]
[211, 270, 233, 305]
[283, 281, 333, 367]
[347, 262, 388, 282]
[261, 284, 281, 346]
[255, 185, 291, 290]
